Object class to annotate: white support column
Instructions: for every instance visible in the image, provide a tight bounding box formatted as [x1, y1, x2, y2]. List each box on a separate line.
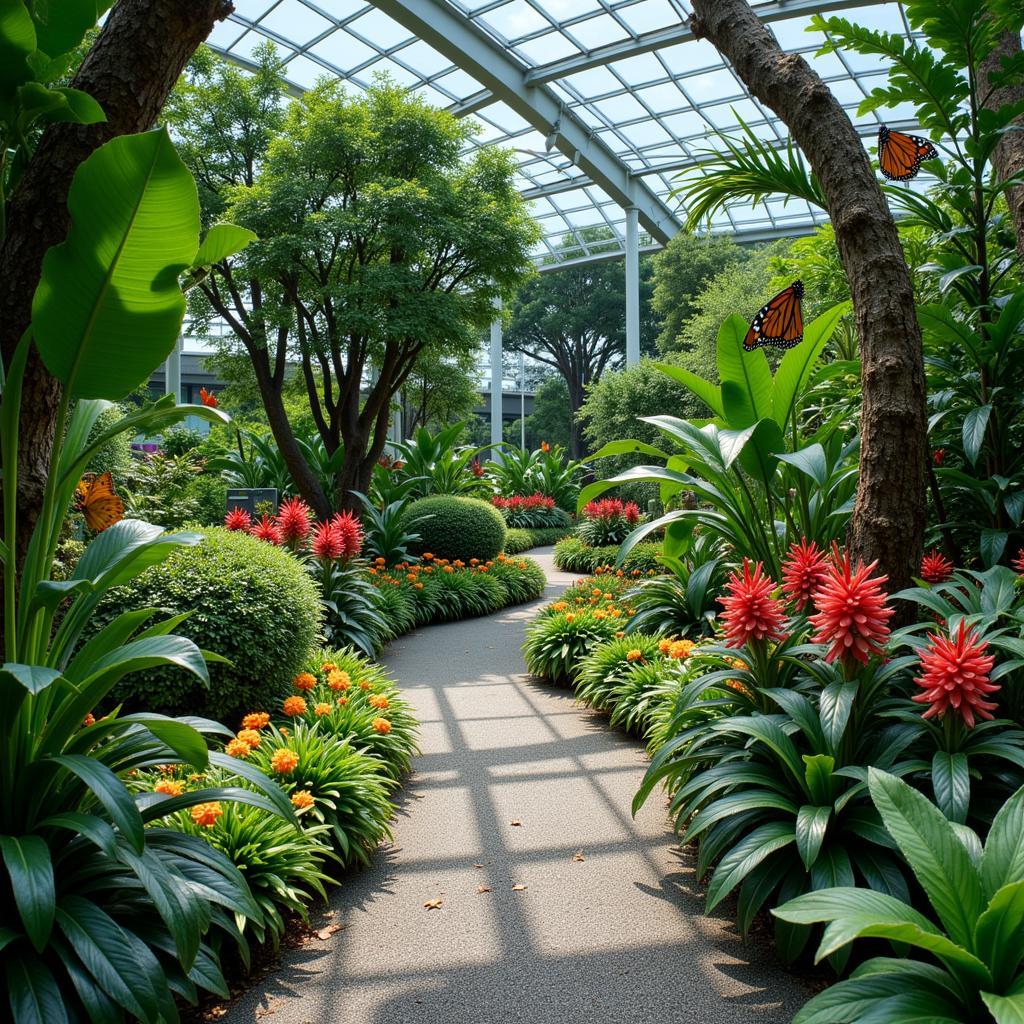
[625, 207, 640, 367]
[489, 299, 503, 457]
[165, 335, 183, 401]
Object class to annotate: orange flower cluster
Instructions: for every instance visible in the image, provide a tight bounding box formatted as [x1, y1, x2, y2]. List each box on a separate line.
[225, 738, 253, 758]
[270, 749, 300, 774]
[293, 672, 317, 692]
[291, 789, 315, 809]
[283, 696, 307, 717]
[328, 670, 350, 691]
[191, 802, 223, 827]
[368, 694, 390, 709]
[242, 712, 270, 730]
[154, 779, 183, 797]
[372, 718, 392, 735]
[314, 702, 332, 717]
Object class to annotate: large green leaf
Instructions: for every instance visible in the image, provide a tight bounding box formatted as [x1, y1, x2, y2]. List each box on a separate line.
[974, 880, 1024, 992]
[47, 755, 144, 853]
[963, 405, 992, 466]
[30, 0, 111, 57]
[983, 992, 1024, 1023]
[0, 1, 35, 110]
[705, 820, 795, 911]
[981, 786, 1024, 898]
[0, 836, 54, 952]
[772, 301, 850, 429]
[868, 768, 985, 949]
[796, 806, 831, 870]
[32, 128, 200, 399]
[190, 222, 257, 269]
[654, 362, 724, 418]
[716, 314, 773, 426]
[5, 954, 68, 1024]
[932, 751, 970, 824]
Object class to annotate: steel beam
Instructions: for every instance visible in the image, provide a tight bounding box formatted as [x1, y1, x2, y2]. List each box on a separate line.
[625, 207, 640, 366]
[368, 0, 681, 244]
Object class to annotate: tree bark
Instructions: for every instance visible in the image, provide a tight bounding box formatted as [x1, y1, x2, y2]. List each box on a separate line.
[979, 25, 1024, 261]
[690, 0, 928, 596]
[0, 0, 234, 559]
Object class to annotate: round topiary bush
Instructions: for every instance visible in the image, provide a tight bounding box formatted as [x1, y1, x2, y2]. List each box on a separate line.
[404, 496, 507, 563]
[95, 527, 321, 722]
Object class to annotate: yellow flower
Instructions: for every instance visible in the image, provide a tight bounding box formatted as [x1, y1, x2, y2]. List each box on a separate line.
[372, 717, 392, 734]
[314, 702, 332, 717]
[291, 789, 315, 809]
[241, 712, 270, 730]
[270, 749, 299, 774]
[293, 672, 316, 692]
[154, 779, 183, 797]
[282, 696, 307, 717]
[190, 802, 222, 828]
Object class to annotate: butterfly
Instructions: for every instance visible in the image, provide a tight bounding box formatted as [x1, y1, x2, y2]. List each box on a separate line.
[877, 126, 938, 182]
[743, 280, 805, 352]
[75, 472, 124, 533]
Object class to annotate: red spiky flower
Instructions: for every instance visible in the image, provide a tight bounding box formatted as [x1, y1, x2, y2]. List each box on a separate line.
[920, 549, 954, 584]
[330, 510, 363, 559]
[1012, 551, 1024, 577]
[932, 448, 945, 466]
[250, 514, 282, 545]
[276, 496, 312, 544]
[781, 538, 830, 611]
[912, 621, 998, 728]
[718, 559, 787, 648]
[311, 520, 344, 560]
[808, 547, 893, 665]
[224, 507, 251, 532]
[199, 387, 218, 408]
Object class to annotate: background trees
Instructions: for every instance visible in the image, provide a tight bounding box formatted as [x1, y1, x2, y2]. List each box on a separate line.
[174, 50, 537, 515]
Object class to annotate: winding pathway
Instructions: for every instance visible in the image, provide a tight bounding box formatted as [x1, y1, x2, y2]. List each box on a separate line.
[224, 548, 805, 1024]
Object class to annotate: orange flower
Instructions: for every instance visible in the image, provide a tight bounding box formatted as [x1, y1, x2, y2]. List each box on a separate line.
[626, 649, 644, 663]
[359, 680, 372, 691]
[540, 441, 551, 452]
[414, 582, 424, 589]
[293, 672, 316, 692]
[321, 662, 337, 674]
[154, 779, 183, 797]
[615, 631, 625, 638]
[314, 702, 332, 717]
[658, 638, 673, 655]
[291, 789, 315, 809]
[669, 639, 695, 660]
[328, 670, 350, 691]
[236, 728, 261, 748]
[270, 748, 299, 774]
[423, 552, 434, 561]
[225, 738, 252, 758]
[372, 717, 392, 734]
[190, 802, 223, 827]
[241, 712, 270, 730]
[368, 694, 390, 709]
[552, 601, 568, 612]
[337, 696, 349, 706]
[443, 565, 454, 574]
[283, 695, 307, 717]
[82, 713, 95, 727]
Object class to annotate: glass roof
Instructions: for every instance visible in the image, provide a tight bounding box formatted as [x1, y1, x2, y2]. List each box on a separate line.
[206, 0, 928, 265]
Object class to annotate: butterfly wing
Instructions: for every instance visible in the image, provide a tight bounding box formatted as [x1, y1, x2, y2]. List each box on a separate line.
[743, 282, 804, 351]
[879, 128, 937, 182]
[79, 471, 124, 533]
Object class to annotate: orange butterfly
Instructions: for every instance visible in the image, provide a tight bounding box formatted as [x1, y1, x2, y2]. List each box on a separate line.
[75, 472, 124, 533]
[744, 280, 804, 352]
[878, 126, 937, 182]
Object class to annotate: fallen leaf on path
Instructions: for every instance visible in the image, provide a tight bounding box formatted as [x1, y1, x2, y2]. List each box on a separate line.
[315, 924, 343, 940]
[473, 863, 485, 869]
[476, 885, 492, 894]
[510, 819, 522, 827]
[423, 899, 443, 910]
[511, 884, 528, 892]
[572, 850, 585, 862]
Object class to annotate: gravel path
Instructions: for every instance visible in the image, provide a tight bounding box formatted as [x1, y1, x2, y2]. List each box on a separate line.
[224, 548, 805, 1024]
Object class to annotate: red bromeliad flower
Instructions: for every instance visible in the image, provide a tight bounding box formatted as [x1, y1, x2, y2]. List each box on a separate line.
[718, 559, 787, 648]
[331, 510, 363, 559]
[276, 496, 312, 544]
[581, 497, 640, 524]
[932, 448, 945, 466]
[250, 514, 282, 545]
[470, 459, 484, 478]
[920, 548, 954, 584]
[809, 548, 893, 665]
[1012, 551, 1024, 577]
[199, 387, 218, 408]
[224, 507, 251, 532]
[781, 538, 830, 611]
[912, 621, 998, 728]
[311, 520, 345, 560]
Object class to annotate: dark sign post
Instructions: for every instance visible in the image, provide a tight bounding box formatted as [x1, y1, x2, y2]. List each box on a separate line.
[225, 488, 279, 518]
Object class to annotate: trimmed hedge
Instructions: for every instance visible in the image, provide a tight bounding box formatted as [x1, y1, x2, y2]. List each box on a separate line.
[97, 527, 321, 721]
[504, 526, 573, 554]
[553, 536, 662, 575]
[404, 495, 506, 563]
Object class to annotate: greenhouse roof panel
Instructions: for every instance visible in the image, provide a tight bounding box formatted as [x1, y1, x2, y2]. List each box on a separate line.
[208, 0, 927, 265]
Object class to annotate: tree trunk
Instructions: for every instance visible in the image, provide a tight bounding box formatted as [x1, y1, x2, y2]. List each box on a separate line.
[566, 378, 586, 459]
[979, 25, 1024, 261]
[690, 0, 927, 596]
[0, 0, 234, 560]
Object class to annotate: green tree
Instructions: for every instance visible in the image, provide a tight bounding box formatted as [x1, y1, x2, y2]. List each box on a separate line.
[173, 49, 537, 515]
[527, 376, 572, 451]
[399, 349, 481, 436]
[651, 231, 747, 351]
[504, 227, 658, 458]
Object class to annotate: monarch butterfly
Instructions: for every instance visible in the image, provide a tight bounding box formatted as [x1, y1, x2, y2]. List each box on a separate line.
[743, 280, 805, 352]
[75, 472, 124, 533]
[877, 125, 937, 182]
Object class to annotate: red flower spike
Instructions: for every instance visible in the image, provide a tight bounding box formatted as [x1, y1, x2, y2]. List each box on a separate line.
[912, 621, 998, 728]
[330, 511, 363, 559]
[781, 538, 830, 611]
[224, 507, 252, 532]
[1012, 551, 1024, 577]
[311, 520, 345, 560]
[718, 559, 788, 648]
[250, 514, 283, 545]
[920, 549, 954, 585]
[932, 448, 945, 466]
[276, 496, 312, 543]
[809, 548, 893, 665]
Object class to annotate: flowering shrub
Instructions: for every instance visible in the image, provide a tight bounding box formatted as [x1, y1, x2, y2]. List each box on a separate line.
[577, 497, 642, 546]
[553, 535, 662, 575]
[492, 492, 572, 530]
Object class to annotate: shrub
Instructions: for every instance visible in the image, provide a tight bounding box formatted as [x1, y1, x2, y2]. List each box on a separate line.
[489, 554, 546, 604]
[98, 527, 322, 721]
[370, 578, 418, 643]
[504, 526, 573, 554]
[553, 535, 662, 575]
[522, 610, 619, 684]
[577, 497, 642, 546]
[574, 634, 665, 712]
[182, 472, 228, 525]
[404, 495, 507, 563]
[492, 492, 573, 530]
